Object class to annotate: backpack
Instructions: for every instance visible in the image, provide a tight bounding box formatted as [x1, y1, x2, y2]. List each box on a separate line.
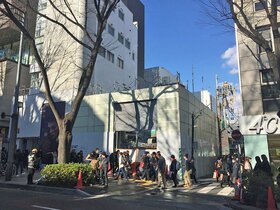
[176, 160, 181, 171]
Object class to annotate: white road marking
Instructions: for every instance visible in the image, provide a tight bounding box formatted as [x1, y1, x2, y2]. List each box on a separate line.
[217, 186, 234, 196]
[32, 205, 61, 210]
[197, 183, 219, 194]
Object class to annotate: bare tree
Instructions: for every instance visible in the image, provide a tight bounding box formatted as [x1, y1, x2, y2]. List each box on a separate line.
[0, 0, 120, 166]
[201, 0, 280, 82]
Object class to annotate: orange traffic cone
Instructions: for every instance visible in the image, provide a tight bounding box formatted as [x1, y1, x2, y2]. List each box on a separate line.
[267, 186, 277, 210]
[75, 170, 84, 189]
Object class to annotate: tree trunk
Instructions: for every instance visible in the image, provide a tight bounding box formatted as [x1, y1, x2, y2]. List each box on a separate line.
[57, 120, 72, 163]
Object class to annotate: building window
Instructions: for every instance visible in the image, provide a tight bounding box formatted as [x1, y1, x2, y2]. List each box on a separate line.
[260, 69, 275, 84]
[38, 0, 47, 11]
[125, 39, 130, 49]
[30, 72, 42, 88]
[35, 17, 46, 37]
[117, 57, 124, 69]
[107, 24, 115, 36]
[118, 33, 124, 44]
[36, 43, 43, 56]
[98, 46, 106, 57]
[255, 1, 267, 11]
[107, 50, 114, 63]
[132, 52, 135, 60]
[256, 26, 271, 53]
[118, 9, 124, 21]
[261, 84, 280, 99]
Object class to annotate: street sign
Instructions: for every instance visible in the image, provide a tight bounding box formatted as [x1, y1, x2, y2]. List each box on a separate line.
[231, 129, 242, 141]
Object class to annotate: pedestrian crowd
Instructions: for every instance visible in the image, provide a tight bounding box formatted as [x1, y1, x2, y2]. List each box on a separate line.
[214, 153, 272, 187]
[82, 149, 197, 189]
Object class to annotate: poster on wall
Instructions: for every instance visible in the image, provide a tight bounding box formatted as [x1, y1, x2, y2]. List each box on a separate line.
[39, 101, 65, 154]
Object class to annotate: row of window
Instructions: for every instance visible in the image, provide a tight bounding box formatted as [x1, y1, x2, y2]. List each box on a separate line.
[255, 0, 280, 11]
[98, 47, 124, 69]
[107, 24, 131, 50]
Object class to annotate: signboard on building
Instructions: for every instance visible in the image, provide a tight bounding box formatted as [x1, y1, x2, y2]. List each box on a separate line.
[240, 115, 280, 135]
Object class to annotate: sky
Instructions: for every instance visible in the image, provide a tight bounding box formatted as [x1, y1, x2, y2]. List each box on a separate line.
[141, 0, 239, 96]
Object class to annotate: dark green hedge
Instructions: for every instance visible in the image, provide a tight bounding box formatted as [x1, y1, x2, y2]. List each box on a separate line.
[40, 163, 94, 188]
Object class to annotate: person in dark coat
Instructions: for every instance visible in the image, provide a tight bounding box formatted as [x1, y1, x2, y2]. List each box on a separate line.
[99, 152, 108, 187]
[170, 154, 179, 187]
[261, 154, 272, 176]
[254, 156, 262, 173]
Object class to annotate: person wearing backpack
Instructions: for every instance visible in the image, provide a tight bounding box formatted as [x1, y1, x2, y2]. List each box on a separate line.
[183, 154, 192, 188]
[170, 154, 179, 187]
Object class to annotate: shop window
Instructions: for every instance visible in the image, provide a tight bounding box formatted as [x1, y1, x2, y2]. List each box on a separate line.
[116, 131, 157, 149]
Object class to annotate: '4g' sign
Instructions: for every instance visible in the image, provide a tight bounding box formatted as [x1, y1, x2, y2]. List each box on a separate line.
[249, 116, 279, 134]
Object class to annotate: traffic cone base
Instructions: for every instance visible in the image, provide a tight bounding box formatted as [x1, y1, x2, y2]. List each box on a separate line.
[75, 170, 84, 189]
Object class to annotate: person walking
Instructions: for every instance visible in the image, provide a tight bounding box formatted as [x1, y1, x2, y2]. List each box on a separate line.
[183, 154, 192, 188]
[27, 148, 38, 184]
[14, 149, 21, 176]
[141, 151, 151, 181]
[150, 152, 158, 182]
[231, 156, 240, 184]
[156, 151, 167, 189]
[170, 154, 179, 187]
[190, 158, 197, 184]
[99, 152, 108, 187]
[114, 152, 128, 180]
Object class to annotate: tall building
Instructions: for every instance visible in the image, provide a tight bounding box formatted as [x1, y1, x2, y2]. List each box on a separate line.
[10, 0, 143, 151]
[0, 1, 37, 145]
[194, 90, 216, 112]
[122, 0, 145, 87]
[236, 1, 280, 165]
[143, 66, 178, 88]
[30, 0, 143, 101]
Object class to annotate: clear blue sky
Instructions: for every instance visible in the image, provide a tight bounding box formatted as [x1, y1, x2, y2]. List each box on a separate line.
[141, 0, 239, 94]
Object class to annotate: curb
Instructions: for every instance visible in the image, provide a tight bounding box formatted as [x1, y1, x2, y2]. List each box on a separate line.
[227, 199, 264, 210]
[0, 182, 87, 197]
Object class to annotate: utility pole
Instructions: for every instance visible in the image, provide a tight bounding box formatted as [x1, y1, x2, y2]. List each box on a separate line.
[5, 10, 25, 181]
[216, 76, 236, 157]
[191, 113, 195, 159]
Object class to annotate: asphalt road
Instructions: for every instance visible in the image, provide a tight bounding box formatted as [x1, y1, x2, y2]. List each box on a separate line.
[0, 187, 233, 210]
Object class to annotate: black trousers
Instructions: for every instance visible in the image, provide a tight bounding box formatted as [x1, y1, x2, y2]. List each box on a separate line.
[27, 168, 35, 184]
[171, 171, 178, 186]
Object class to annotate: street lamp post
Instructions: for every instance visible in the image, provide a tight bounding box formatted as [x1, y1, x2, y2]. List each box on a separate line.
[5, 10, 25, 181]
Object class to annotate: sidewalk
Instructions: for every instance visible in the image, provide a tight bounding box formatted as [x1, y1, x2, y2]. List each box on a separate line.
[0, 172, 270, 210]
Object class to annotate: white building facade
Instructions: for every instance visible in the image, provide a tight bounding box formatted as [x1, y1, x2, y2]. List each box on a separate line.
[18, 84, 219, 177]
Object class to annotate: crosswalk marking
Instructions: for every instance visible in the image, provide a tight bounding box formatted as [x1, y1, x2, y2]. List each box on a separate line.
[217, 186, 234, 196]
[197, 183, 219, 194]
